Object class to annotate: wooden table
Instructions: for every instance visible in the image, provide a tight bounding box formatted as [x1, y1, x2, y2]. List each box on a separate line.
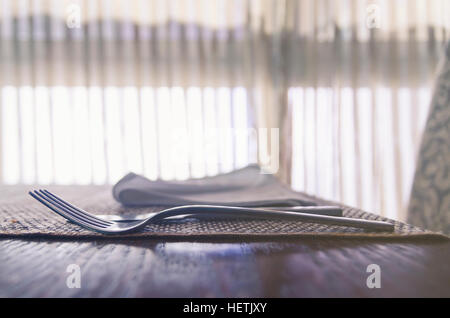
[1, 236, 449, 297]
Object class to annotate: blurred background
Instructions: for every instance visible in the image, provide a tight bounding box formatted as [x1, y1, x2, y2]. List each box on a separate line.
[1, 0, 449, 221]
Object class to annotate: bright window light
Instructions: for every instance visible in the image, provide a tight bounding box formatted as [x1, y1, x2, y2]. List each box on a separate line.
[232, 87, 249, 169]
[140, 86, 158, 181]
[304, 87, 316, 195]
[340, 87, 357, 207]
[170, 87, 190, 180]
[123, 86, 143, 175]
[18, 86, 35, 184]
[1, 86, 20, 184]
[72, 86, 92, 185]
[156, 86, 174, 180]
[88, 87, 107, 185]
[186, 87, 206, 178]
[217, 87, 233, 173]
[376, 87, 397, 219]
[357, 87, 374, 212]
[35, 86, 53, 184]
[104, 86, 124, 184]
[51, 86, 73, 184]
[203, 87, 219, 176]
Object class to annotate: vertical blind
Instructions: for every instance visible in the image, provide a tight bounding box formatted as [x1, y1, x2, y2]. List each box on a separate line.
[1, 0, 449, 221]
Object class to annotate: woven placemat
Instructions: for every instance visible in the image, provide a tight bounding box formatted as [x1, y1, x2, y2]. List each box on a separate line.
[0, 185, 448, 240]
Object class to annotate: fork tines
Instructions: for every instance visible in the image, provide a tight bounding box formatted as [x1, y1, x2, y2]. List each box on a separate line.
[29, 189, 113, 229]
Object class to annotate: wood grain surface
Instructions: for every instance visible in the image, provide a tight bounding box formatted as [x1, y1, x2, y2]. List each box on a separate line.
[1, 237, 449, 297]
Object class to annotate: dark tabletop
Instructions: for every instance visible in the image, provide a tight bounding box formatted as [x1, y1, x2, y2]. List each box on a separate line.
[1, 236, 450, 297]
[1, 182, 449, 297]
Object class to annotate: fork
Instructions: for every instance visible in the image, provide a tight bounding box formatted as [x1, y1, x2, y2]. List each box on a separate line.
[29, 189, 395, 234]
[94, 204, 343, 222]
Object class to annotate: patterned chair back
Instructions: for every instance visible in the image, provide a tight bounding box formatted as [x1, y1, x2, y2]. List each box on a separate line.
[408, 41, 450, 234]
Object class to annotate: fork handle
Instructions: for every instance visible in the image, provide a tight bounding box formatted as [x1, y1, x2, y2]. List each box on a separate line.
[266, 206, 342, 216]
[149, 205, 394, 232]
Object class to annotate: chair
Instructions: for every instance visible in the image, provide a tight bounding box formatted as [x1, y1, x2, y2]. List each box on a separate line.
[408, 41, 450, 234]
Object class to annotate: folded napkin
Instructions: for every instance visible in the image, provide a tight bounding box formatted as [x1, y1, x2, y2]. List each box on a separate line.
[113, 165, 317, 207]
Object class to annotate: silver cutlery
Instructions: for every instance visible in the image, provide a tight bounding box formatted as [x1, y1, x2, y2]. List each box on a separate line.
[29, 189, 395, 234]
[94, 205, 343, 222]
